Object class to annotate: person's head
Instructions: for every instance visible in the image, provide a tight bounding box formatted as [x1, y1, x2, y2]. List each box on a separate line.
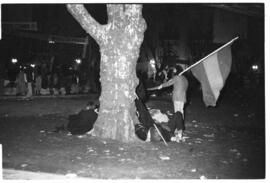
[163, 65, 169, 71]
[86, 101, 99, 110]
[174, 65, 184, 76]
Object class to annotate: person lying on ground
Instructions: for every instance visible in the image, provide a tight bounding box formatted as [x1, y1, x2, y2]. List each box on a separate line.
[134, 79, 184, 143]
[134, 79, 155, 140]
[147, 66, 188, 140]
[53, 101, 99, 135]
[53, 80, 173, 143]
[135, 111, 184, 143]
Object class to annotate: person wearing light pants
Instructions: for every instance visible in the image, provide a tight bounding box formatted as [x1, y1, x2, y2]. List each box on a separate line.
[147, 66, 188, 140]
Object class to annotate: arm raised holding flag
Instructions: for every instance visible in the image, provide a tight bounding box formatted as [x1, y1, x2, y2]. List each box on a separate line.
[146, 37, 238, 140]
[148, 37, 239, 107]
[147, 78, 174, 91]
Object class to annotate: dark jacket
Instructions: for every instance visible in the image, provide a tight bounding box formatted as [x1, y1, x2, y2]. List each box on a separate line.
[67, 109, 98, 135]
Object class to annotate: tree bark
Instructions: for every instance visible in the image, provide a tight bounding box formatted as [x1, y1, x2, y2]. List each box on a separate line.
[67, 4, 147, 142]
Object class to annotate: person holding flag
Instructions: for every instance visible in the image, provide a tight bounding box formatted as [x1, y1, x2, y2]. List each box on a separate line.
[147, 37, 238, 142]
[147, 65, 189, 140]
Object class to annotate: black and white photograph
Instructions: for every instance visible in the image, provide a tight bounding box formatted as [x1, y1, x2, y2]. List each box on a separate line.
[0, 0, 267, 181]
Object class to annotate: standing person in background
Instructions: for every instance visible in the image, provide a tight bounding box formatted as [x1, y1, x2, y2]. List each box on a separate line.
[147, 65, 188, 140]
[34, 64, 42, 95]
[16, 69, 27, 96]
[25, 66, 33, 98]
[35, 72, 42, 95]
[52, 72, 59, 95]
[162, 65, 169, 82]
[35, 75, 42, 95]
[40, 62, 50, 95]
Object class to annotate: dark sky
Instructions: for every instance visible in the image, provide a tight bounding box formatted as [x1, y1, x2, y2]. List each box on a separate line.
[2, 4, 214, 37]
[2, 3, 264, 40]
[0, 3, 264, 67]
[2, 4, 107, 36]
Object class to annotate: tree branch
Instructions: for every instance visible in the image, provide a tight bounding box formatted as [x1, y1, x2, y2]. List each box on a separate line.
[106, 4, 124, 24]
[66, 4, 107, 44]
[124, 4, 143, 17]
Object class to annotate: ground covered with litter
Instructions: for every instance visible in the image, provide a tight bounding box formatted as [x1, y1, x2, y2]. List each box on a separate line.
[0, 86, 265, 179]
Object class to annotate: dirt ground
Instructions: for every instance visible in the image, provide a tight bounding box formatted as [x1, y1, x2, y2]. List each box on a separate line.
[0, 85, 265, 179]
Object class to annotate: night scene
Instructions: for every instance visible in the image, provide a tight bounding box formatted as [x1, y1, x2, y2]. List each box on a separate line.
[0, 2, 266, 180]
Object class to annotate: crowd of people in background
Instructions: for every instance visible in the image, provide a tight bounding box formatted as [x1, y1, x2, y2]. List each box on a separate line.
[3, 55, 260, 99]
[3, 53, 191, 99]
[2, 55, 100, 97]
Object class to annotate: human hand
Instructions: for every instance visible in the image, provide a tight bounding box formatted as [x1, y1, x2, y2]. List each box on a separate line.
[147, 85, 162, 91]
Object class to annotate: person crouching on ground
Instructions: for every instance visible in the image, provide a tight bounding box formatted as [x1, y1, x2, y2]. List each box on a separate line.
[147, 65, 188, 140]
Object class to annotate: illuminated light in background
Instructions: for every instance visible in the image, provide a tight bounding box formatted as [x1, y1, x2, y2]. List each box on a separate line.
[149, 59, 155, 68]
[30, 64, 36, 68]
[251, 64, 258, 71]
[11, 58, 18, 64]
[149, 59, 157, 79]
[48, 40, 55, 44]
[75, 58, 82, 64]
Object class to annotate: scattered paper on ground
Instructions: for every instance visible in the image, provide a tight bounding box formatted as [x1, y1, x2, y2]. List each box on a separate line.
[159, 156, 170, 160]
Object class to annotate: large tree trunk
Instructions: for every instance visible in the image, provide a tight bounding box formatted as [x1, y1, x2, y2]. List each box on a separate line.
[67, 4, 147, 142]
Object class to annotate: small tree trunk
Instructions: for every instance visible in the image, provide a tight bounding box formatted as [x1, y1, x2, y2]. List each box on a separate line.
[67, 4, 147, 142]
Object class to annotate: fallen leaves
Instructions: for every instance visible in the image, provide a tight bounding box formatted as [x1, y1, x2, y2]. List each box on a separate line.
[77, 135, 86, 138]
[220, 160, 229, 164]
[203, 133, 215, 138]
[200, 175, 207, 179]
[159, 155, 170, 160]
[118, 158, 133, 162]
[65, 173, 77, 178]
[229, 148, 239, 153]
[20, 164, 28, 168]
[87, 147, 95, 153]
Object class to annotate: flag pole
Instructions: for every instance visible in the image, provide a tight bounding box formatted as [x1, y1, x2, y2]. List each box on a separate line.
[178, 37, 239, 76]
[153, 123, 168, 146]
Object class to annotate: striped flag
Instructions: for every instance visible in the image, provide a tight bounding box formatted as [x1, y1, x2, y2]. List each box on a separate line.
[191, 42, 233, 107]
